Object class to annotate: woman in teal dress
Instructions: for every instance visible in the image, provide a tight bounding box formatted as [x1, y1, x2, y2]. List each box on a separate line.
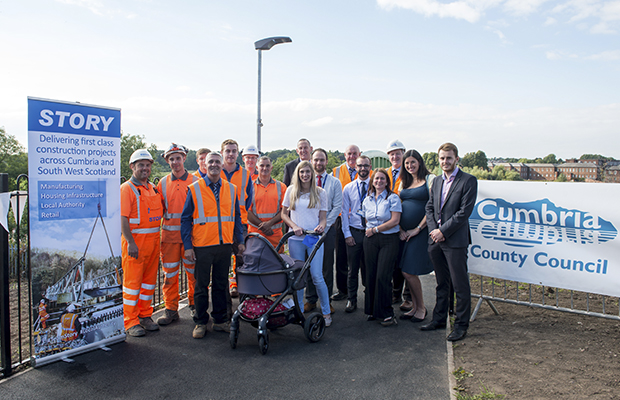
[398, 149, 435, 322]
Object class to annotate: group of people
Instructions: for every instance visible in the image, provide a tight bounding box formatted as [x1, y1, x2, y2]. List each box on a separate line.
[120, 137, 477, 342]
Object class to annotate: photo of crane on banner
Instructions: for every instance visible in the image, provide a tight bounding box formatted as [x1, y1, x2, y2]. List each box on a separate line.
[27, 97, 123, 367]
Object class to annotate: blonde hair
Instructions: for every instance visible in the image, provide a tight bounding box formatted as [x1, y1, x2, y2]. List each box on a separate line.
[289, 161, 321, 211]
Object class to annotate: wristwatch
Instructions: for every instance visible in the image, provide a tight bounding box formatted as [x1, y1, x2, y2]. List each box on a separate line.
[374, 227, 379, 234]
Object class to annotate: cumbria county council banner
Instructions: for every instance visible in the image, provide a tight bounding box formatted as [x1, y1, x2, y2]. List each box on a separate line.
[469, 180, 620, 298]
[28, 97, 124, 367]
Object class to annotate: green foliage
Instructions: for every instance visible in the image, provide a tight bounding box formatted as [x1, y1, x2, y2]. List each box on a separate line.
[120, 132, 163, 180]
[542, 153, 559, 164]
[580, 154, 615, 161]
[555, 173, 567, 182]
[460, 150, 488, 170]
[464, 166, 522, 181]
[270, 152, 297, 182]
[423, 152, 438, 171]
[0, 127, 28, 191]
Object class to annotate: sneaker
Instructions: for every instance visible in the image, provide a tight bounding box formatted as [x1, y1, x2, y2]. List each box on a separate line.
[304, 302, 316, 312]
[126, 324, 146, 337]
[213, 321, 231, 333]
[189, 305, 196, 318]
[324, 314, 332, 327]
[139, 317, 160, 331]
[157, 309, 179, 326]
[192, 324, 207, 339]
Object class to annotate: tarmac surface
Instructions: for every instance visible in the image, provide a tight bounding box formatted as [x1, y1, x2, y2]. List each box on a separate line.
[1, 274, 452, 399]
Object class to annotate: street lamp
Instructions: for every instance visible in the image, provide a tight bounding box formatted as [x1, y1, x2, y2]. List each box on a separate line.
[255, 36, 292, 152]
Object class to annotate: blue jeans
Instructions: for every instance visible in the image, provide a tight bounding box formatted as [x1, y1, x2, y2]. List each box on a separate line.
[288, 236, 330, 316]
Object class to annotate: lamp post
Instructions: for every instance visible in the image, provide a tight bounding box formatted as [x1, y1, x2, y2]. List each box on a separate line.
[254, 36, 292, 152]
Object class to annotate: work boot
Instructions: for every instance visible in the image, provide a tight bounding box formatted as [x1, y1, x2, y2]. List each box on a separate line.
[139, 317, 160, 331]
[304, 302, 316, 312]
[189, 305, 196, 318]
[212, 321, 231, 333]
[192, 324, 207, 339]
[157, 309, 179, 326]
[126, 324, 146, 337]
[230, 286, 239, 298]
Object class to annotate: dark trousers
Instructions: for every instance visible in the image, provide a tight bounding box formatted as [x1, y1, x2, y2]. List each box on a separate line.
[392, 244, 412, 302]
[363, 233, 399, 319]
[306, 224, 336, 303]
[334, 216, 349, 295]
[428, 242, 471, 329]
[193, 244, 232, 325]
[346, 227, 366, 303]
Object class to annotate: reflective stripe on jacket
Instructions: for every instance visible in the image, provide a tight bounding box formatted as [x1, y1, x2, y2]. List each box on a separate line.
[159, 172, 199, 242]
[221, 167, 249, 224]
[249, 179, 284, 230]
[188, 178, 237, 247]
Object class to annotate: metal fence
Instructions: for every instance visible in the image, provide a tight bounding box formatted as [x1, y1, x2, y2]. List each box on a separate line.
[470, 274, 620, 322]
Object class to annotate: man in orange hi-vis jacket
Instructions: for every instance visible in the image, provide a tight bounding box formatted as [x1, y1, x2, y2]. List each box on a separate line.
[121, 149, 164, 337]
[157, 144, 199, 326]
[181, 151, 245, 339]
[220, 139, 253, 299]
[247, 156, 287, 251]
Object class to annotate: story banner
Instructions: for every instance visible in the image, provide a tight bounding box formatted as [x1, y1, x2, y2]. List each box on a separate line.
[28, 97, 124, 367]
[469, 181, 620, 298]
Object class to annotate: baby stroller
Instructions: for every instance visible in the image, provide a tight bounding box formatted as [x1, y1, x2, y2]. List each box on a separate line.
[230, 230, 327, 355]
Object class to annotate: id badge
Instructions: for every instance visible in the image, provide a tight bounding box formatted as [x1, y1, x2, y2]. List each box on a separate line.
[355, 209, 364, 219]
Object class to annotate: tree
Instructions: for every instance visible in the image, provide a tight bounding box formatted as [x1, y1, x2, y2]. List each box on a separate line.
[556, 173, 567, 182]
[271, 152, 297, 181]
[460, 150, 488, 170]
[423, 152, 438, 171]
[542, 154, 558, 164]
[120, 132, 162, 180]
[0, 127, 28, 191]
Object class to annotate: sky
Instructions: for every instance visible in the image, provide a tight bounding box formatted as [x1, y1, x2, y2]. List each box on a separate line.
[1, 0, 619, 160]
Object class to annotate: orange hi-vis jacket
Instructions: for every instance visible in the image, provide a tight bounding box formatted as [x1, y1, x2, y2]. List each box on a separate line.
[122, 180, 163, 235]
[188, 178, 237, 247]
[158, 171, 199, 243]
[221, 167, 250, 225]
[249, 178, 286, 232]
[388, 166, 402, 194]
[333, 163, 357, 190]
[61, 313, 78, 341]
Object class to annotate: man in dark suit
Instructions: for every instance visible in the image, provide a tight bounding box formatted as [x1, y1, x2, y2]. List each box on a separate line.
[282, 138, 312, 186]
[422, 142, 477, 342]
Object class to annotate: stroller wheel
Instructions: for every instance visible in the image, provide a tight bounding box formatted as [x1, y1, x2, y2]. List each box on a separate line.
[303, 312, 326, 343]
[230, 327, 239, 349]
[258, 334, 269, 355]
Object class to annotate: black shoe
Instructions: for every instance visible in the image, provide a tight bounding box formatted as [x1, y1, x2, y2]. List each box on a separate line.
[420, 320, 447, 331]
[447, 327, 467, 341]
[345, 301, 357, 313]
[410, 308, 428, 323]
[366, 315, 376, 321]
[380, 316, 398, 327]
[331, 292, 347, 301]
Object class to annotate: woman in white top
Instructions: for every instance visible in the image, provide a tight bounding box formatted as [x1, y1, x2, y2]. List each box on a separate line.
[281, 161, 332, 326]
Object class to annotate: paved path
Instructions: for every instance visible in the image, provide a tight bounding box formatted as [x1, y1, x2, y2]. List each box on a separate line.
[1, 275, 452, 399]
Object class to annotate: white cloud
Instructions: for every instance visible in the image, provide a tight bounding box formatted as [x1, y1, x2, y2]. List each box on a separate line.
[303, 117, 334, 127]
[585, 49, 620, 59]
[545, 50, 579, 59]
[376, 0, 498, 23]
[55, 0, 107, 16]
[503, 0, 551, 15]
[544, 16, 558, 25]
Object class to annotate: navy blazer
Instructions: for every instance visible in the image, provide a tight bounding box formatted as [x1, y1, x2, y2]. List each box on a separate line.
[282, 158, 301, 187]
[425, 169, 478, 248]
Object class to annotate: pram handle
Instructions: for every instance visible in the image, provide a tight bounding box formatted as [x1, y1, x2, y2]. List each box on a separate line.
[275, 230, 323, 253]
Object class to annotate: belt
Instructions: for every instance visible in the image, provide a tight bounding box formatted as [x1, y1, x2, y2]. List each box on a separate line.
[350, 227, 365, 232]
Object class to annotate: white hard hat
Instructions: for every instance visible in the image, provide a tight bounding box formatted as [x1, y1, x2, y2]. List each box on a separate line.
[386, 139, 405, 153]
[243, 144, 260, 156]
[40, 299, 45, 304]
[66, 304, 76, 313]
[129, 149, 154, 165]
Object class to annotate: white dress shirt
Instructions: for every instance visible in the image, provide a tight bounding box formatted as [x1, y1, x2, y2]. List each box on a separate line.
[316, 172, 343, 231]
[341, 177, 370, 238]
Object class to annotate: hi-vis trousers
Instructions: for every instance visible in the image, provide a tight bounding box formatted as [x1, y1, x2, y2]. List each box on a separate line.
[161, 241, 196, 311]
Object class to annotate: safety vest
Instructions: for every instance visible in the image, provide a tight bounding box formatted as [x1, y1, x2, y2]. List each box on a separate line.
[122, 181, 163, 235]
[159, 172, 198, 243]
[249, 179, 284, 231]
[61, 313, 78, 341]
[221, 166, 249, 224]
[188, 178, 237, 247]
[38, 304, 49, 321]
[333, 163, 356, 190]
[388, 166, 402, 194]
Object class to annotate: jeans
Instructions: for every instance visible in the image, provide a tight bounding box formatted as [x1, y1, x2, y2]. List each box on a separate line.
[288, 235, 330, 316]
